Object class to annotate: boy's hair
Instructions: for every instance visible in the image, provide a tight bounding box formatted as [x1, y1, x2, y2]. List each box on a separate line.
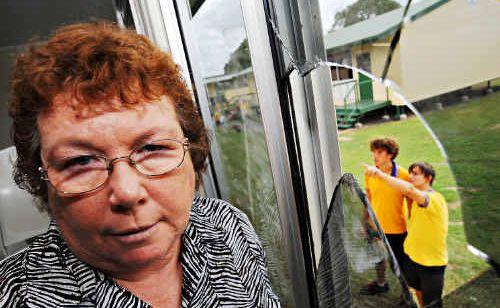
[369, 138, 399, 159]
[409, 162, 436, 185]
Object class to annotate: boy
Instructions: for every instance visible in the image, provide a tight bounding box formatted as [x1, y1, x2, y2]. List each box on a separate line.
[364, 162, 448, 307]
[361, 138, 409, 295]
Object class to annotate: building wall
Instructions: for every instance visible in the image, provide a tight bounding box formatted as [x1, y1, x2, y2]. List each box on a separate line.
[225, 86, 255, 102]
[398, 0, 500, 102]
[349, 41, 406, 106]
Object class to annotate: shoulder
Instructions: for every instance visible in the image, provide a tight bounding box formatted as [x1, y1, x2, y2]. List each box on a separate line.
[191, 197, 281, 306]
[419, 190, 447, 214]
[428, 191, 446, 207]
[1, 225, 79, 307]
[192, 197, 262, 250]
[0, 248, 28, 306]
[398, 166, 410, 180]
[364, 172, 374, 186]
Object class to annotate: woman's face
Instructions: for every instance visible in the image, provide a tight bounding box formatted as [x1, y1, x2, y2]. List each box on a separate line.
[37, 96, 196, 277]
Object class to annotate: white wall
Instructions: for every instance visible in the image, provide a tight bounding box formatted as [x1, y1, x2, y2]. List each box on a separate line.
[398, 0, 500, 102]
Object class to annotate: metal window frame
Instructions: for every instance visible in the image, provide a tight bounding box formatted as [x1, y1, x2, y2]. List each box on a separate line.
[246, 0, 343, 305]
[126, 0, 225, 198]
[241, 1, 318, 307]
[122, 0, 343, 306]
[271, 0, 342, 259]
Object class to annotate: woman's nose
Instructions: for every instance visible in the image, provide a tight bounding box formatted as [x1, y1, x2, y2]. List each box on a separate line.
[107, 161, 147, 211]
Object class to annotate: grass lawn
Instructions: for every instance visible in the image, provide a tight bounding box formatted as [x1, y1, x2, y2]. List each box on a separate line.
[215, 123, 293, 306]
[214, 91, 498, 305]
[470, 77, 500, 90]
[443, 269, 499, 307]
[338, 112, 490, 296]
[423, 91, 500, 262]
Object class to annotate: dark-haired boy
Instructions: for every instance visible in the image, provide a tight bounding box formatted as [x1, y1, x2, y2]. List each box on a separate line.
[361, 138, 409, 295]
[364, 162, 448, 308]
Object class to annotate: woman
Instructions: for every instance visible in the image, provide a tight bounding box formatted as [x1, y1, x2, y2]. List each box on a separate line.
[0, 22, 280, 307]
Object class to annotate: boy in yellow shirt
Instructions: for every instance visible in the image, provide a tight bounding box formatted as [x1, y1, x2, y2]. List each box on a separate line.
[361, 138, 409, 295]
[364, 162, 448, 308]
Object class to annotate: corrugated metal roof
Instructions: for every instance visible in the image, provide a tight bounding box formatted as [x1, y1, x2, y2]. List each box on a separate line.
[204, 67, 253, 83]
[324, 0, 450, 52]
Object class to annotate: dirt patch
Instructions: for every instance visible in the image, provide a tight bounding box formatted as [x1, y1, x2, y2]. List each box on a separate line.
[433, 162, 450, 167]
[464, 187, 481, 193]
[445, 186, 463, 191]
[339, 136, 352, 141]
[448, 202, 461, 210]
[339, 128, 356, 135]
[488, 123, 500, 130]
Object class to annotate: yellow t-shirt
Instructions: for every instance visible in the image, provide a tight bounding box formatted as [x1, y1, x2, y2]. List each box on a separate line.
[404, 190, 448, 266]
[365, 165, 409, 234]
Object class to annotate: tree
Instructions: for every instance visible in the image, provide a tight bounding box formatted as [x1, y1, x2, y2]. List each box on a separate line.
[331, 0, 401, 30]
[224, 39, 252, 75]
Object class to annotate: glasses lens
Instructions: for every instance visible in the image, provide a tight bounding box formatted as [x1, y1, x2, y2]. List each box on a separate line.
[132, 139, 185, 176]
[48, 155, 108, 194]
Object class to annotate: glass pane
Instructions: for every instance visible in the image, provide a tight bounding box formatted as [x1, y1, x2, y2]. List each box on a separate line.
[316, 0, 497, 305]
[0, 0, 116, 259]
[320, 0, 409, 33]
[0, 0, 116, 150]
[189, 1, 294, 306]
[331, 73, 468, 306]
[413, 82, 500, 306]
[317, 173, 415, 307]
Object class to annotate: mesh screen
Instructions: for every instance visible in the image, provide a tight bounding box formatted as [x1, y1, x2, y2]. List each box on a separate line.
[317, 173, 416, 307]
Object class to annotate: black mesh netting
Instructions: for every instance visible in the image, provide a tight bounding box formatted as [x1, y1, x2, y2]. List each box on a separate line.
[316, 173, 416, 308]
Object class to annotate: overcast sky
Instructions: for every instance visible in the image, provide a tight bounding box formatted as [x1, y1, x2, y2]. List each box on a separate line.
[193, 0, 416, 77]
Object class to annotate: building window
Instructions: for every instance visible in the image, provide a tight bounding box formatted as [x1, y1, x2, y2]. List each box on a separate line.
[356, 52, 372, 73]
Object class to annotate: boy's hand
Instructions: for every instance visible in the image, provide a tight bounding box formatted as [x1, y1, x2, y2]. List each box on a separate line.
[363, 164, 381, 177]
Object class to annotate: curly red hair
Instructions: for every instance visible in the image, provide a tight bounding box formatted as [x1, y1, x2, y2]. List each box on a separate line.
[8, 22, 209, 211]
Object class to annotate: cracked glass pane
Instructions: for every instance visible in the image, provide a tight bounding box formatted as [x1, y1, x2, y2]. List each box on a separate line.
[189, 1, 295, 306]
[317, 0, 499, 305]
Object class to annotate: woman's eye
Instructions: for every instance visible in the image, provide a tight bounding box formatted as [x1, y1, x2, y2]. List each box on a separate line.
[134, 142, 178, 161]
[61, 156, 98, 170]
[140, 144, 167, 152]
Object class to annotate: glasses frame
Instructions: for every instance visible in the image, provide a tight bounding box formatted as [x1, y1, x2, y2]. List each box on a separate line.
[39, 138, 190, 196]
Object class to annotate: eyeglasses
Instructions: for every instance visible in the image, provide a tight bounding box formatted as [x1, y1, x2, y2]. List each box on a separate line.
[39, 138, 189, 195]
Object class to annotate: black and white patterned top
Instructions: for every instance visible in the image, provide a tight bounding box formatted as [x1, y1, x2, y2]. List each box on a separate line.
[0, 197, 281, 307]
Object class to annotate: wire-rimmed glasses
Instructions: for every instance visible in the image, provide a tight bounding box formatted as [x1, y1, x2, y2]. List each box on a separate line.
[39, 138, 190, 195]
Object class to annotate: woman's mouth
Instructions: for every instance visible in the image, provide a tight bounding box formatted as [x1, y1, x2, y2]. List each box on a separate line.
[111, 222, 160, 244]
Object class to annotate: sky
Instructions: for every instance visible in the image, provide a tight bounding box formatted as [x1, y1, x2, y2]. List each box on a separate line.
[319, 0, 415, 33]
[191, 0, 246, 77]
[192, 0, 418, 77]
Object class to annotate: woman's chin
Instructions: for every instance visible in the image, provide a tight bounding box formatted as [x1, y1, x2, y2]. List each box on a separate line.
[118, 245, 167, 268]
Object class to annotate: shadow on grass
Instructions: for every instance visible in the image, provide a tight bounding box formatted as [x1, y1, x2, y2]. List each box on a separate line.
[443, 269, 499, 307]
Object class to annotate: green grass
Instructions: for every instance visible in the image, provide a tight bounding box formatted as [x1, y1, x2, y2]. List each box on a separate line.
[443, 269, 499, 307]
[470, 77, 500, 90]
[338, 111, 490, 295]
[339, 117, 461, 220]
[215, 123, 293, 307]
[214, 92, 499, 304]
[423, 91, 500, 262]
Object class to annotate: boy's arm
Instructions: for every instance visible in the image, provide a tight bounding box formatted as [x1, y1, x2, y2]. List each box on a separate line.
[363, 164, 428, 206]
[405, 196, 414, 217]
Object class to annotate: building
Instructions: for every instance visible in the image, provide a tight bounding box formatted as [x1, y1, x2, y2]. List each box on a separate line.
[325, 0, 500, 126]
